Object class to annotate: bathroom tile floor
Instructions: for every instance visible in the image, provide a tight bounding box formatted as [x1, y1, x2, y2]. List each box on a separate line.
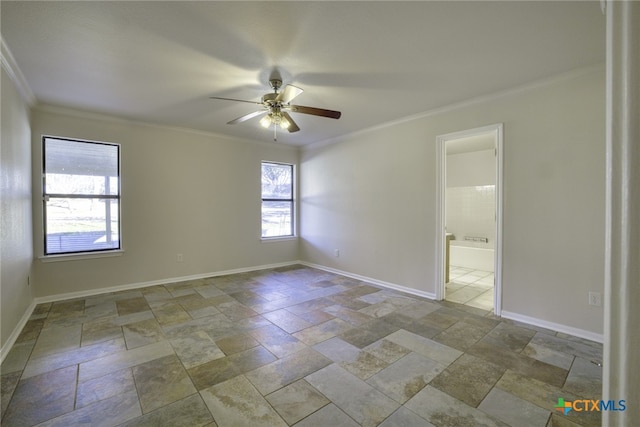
[446, 266, 495, 311]
[1, 265, 602, 426]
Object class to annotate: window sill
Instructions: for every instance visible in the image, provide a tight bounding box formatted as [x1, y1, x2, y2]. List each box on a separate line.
[260, 236, 298, 243]
[39, 250, 125, 263]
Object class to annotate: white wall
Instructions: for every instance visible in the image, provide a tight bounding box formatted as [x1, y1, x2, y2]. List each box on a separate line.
[300, 66, 605, 336]
[30, 107, 299, 298]
[1, 68, 33, 350]
[4, 64, 606, 343]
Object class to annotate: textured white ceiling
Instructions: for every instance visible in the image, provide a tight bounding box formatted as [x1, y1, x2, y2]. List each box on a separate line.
[1, 1, 605, 146]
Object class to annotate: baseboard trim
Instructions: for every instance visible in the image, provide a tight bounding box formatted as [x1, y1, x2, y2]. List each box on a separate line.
[501, 310, 603, 344]
[0, 261, 300, 363]
[299, 261, 438, 300]
[2, 261, 603, 364]
[0, 300, 37, 364]
[33, 261, 300, 305]
[304, 262, 603, 344]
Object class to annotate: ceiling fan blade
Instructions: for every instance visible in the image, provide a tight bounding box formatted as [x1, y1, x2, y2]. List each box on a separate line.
[281, 111, 300, 133]
[227, 110, 265, 125]
[210, 96, 262, 105]
[275, 84, 303, 104]
[289, 104, 341, 119]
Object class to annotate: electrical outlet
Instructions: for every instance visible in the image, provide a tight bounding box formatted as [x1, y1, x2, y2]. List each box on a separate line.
[334, 249, 340, 257]
[176, 253, 184, 262]
[589, 292, 602, 306]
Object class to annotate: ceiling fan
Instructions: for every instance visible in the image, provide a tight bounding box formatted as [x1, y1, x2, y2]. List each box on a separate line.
[210, 78, 341, 141]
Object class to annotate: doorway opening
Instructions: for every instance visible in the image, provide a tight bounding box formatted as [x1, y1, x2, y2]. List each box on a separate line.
[435, 124, 503, 315]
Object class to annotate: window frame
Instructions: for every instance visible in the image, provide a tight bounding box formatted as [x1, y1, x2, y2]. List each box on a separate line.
[260, 161, 296, 240]
[42, 135, 122, 257]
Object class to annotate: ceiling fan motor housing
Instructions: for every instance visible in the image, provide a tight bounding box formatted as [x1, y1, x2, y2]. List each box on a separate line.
[262, 92, 278, 105]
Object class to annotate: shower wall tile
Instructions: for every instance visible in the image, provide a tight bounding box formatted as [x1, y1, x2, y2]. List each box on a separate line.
[446, 186, 495, 249]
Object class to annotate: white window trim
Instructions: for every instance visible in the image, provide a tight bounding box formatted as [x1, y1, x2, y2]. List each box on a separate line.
[41, 135, 123, 258]
[260, 236, 298, 243]
[261, 161, 297, 239]
[39, 249, 125, 263]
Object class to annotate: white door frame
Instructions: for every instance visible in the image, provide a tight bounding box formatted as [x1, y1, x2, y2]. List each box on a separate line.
[435, 123, 504, 315]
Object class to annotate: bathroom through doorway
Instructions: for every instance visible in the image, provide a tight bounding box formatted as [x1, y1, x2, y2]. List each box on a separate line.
[435, 124, 503, 315]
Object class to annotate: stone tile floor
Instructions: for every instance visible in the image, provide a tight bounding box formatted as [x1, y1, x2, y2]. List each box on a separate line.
[446, 266, 495, 311]
[1, 265, 602, 426]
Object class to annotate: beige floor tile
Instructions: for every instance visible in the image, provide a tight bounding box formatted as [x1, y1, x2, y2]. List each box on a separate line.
[483, 322, 536, 352]
[1, 371, 21, 417]
[1, 341, 35, 374]
[466, 290, 494, 310]
[432, 319, 492, 351]
[430, 353, 506, 407]
[22, 337, 126, 379]
[2, 265, 602, 427]
[293, 403, 360, 427]
[30, 324, 82, 359]
[292, 318, 353, 345]
[367, 352, 445, 403]
[405, 385, 505, 427]
[479, 388, 550, 427]
[265, 379, 330, 424]
[200, 375, 287, 427]
[169, 331, 225, 369]
[2, 365, 77, 426]
[132, 354, 197, 413]
[468, 340, 568, 388]
[123, 318, 166, 349]
[249, 324, 307, 358]
[76, 368, 135, 408]
[38, 389, 141, 427]
[363, 338, 412, 364]
[306, 364, 400, 427]
[495, 370, 601, 427]
[522, 342, 575, 370]
[378, 407, 435, 427]
[340, 351, 388, 380]
[118, 394, 214, 427]
[78, 340, 174, 382]
[245, 346, 331, 395]
[562, 357, 603, 400]
[385, 329, 462, 366]
[262, 309, 312, 333]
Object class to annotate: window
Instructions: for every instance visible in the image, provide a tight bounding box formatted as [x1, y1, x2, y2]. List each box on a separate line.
[261, 162, 294, 238]
[43, 136, 121, 255]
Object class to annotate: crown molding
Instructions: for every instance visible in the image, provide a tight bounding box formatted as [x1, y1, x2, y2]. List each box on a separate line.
[1, 37, 36, 106]
[305, 62, 605, 151]
[33, 103, 298, 151]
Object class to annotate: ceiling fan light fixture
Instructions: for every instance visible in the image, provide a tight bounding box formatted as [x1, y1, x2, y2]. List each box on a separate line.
[210, 78, 341, 140]
[259, 115, 272, 128]
[279, 115, 291, 130]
